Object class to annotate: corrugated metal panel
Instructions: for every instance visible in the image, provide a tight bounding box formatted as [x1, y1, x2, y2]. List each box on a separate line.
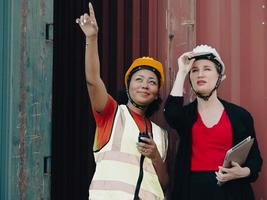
[197, 0, 267, 199]
[0, 0, 53, 199]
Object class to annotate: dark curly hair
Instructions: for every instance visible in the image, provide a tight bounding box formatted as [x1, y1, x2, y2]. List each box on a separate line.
[116, 88, 162, 118]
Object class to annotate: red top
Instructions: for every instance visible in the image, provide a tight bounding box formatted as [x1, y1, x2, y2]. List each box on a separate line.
[92, 95, 150, 151]
[191, 110, 233, 171]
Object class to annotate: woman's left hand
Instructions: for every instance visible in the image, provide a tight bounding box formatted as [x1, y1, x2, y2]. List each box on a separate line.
[215, 161, 251, 183]
[137, 133, 160, 160]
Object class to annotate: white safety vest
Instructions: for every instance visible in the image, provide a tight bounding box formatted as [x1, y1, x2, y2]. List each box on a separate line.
[89, 105, 168, 200]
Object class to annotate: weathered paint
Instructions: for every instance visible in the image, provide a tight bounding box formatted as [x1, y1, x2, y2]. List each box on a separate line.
[150, 0, 196, 123]
[196, 0, 267, 198]
[18, 0, 28, 198]
[0, 0, 53, 199]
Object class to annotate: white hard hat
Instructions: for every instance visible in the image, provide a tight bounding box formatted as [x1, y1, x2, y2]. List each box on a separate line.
[190, 44, 225, 76]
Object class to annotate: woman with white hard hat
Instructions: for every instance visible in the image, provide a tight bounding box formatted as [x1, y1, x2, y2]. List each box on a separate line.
[164, 45, 262, 200]
[76, 3, 169, 200]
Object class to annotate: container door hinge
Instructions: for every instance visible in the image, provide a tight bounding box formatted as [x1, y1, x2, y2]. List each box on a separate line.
[45, 23, 53, 43]
[44, 156, 51, 175]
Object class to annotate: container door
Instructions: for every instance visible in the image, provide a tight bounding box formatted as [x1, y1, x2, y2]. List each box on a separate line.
[0, 0, 53, 199]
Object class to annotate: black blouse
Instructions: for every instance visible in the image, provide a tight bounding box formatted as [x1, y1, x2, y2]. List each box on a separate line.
[164, 95, 263, 200]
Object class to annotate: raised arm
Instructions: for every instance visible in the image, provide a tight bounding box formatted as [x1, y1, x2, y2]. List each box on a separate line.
[170, 52, 195, 96]
[77, 3, 108, 112]
[164, 52, 195, 130]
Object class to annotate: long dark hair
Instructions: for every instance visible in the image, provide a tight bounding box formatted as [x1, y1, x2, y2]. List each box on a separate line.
[116, 88, 162, 118]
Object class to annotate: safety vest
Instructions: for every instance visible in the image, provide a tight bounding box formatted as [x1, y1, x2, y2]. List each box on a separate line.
[89, 105, 168, 200]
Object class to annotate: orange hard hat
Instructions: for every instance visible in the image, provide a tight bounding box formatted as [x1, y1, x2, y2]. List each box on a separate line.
[124, 57, 165, 88]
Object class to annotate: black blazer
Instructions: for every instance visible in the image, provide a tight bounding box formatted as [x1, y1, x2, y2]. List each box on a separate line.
[164, 95, 263, 200]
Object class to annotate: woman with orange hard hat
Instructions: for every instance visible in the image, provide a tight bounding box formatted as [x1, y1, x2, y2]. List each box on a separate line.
[76, 3, 169, 200]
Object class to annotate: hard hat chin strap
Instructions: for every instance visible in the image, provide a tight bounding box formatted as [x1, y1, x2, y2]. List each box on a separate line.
[190, 75, 222, 101]
[126, 89, 147, 110]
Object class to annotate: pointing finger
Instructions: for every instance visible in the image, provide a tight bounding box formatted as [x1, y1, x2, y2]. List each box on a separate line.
[89, 2, 95, 17]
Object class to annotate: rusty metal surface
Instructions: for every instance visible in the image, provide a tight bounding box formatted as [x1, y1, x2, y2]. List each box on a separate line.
[152, 0, 196, 124]
[196, 0, 267, 199]
[157, 0, 196, 102]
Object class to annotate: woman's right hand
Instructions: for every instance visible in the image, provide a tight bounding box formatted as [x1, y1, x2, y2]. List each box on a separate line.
[170, 52, 195, 96]
[76, 3, 98, 38]
[177, 52, 195, 77]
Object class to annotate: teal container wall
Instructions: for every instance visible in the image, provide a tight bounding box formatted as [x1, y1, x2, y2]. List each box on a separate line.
[0, 0, 12, 199]
[0, 0, 53, 199]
